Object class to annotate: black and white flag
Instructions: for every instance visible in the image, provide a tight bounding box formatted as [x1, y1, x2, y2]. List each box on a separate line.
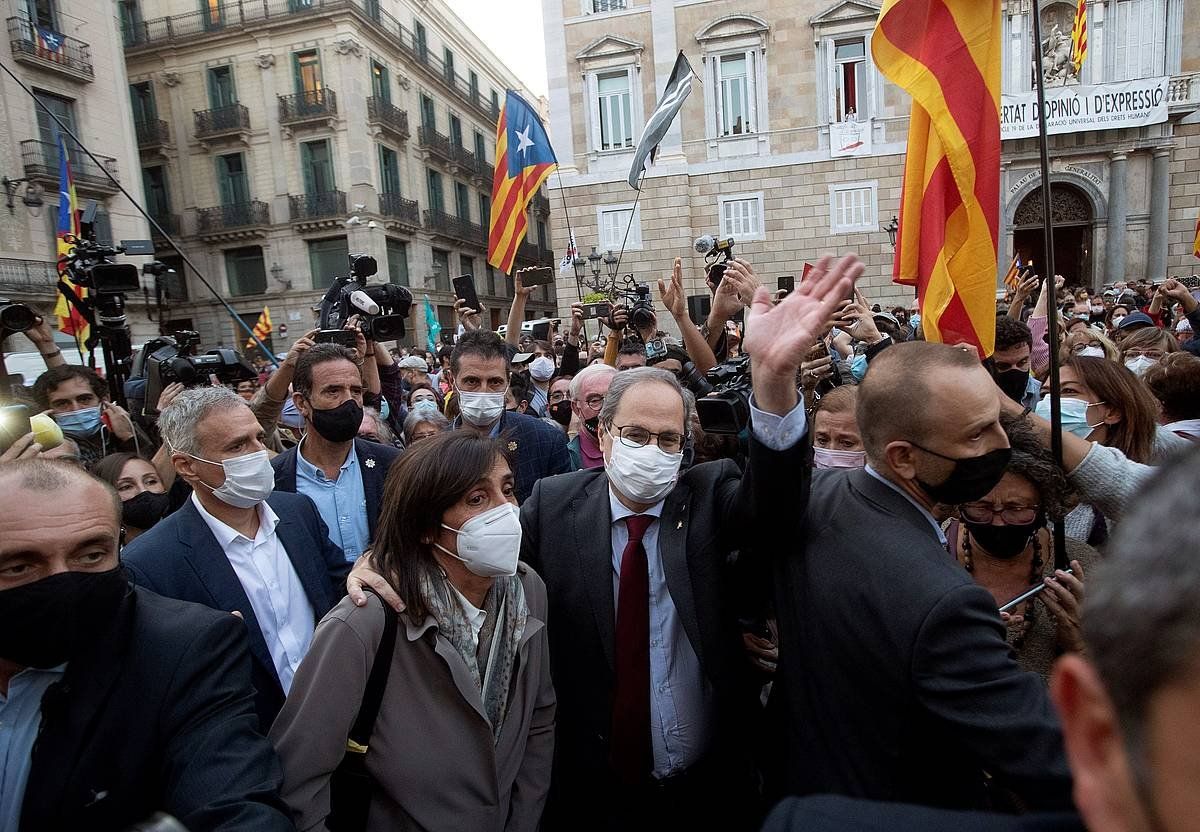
[627, 52, 695, 191]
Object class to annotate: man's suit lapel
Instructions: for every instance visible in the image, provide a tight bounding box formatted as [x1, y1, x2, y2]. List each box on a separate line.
[175, 502, 281, 694]
[354, 438, 381, 538]
[658, 482, 707, 671]
[574, 475, 616, 669]
[273, 448, 297, 493]
[271, 498, 333, 614]
[850, 469, 945, 544]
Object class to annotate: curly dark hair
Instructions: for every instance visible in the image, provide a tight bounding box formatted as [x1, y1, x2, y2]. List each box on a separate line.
[1000, 412, 1076, 521]
[32, 365, 107, 410]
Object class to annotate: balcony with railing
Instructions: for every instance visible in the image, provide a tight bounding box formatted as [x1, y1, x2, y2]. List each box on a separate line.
[379, 192, 419, 228]
[148, 213, 180, 239]
[514, 238, 551, 266]
[194, 104, 251, 141]
[20, 140, 117, 194]
[7, 17, 93, 81]
[0, 257, 59, 295]
[449, 143, 476, 173]
[419, 126, 454, 166]
[424, 209, 484, 248]
[289, 190, 347, 223]
[367, 97, 409, 142]
[135, 119, 170, 150]
[123, 0, 501, 123]
[278, 89, 337, 127]
[196, 201, 271, 239]
[532, 193, 551, 216]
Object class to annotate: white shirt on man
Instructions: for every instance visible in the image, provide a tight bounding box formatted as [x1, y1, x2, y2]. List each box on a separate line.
[190, 493, 316, 693]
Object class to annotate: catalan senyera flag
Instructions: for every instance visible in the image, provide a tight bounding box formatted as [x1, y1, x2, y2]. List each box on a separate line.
[52, 134, 90, 345]
[872, 0, 1002, 358]
[1192, 212, 1200, 259]
[488, 91, 557, 275]
[1071, 0, 1088, 75]
[1002, 255, 1022, 291]
[245, 306, 272, 350]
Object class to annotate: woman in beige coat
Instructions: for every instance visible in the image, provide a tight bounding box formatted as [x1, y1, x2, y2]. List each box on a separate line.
[270, 431, 555, 831]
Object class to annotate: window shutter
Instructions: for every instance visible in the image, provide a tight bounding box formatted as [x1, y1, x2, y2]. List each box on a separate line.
[746, 50, 758, 133]
[824, 40, 837, 124]
[586, 72, 601, 151]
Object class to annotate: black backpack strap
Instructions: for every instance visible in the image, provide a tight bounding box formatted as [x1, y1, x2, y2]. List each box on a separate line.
[347, 593, 399, 752]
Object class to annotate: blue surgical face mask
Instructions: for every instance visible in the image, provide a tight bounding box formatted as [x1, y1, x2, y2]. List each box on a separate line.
[1034, 396, 1107, 440]
[379, 398, 391, 421]
[909, 313, 921, 329]
[849, 353, 869, 382]
[54, 405, 102, 437]
[413, 399, 440, 415]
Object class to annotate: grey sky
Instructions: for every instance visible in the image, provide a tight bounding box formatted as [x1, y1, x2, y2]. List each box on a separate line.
[446, 0, 549, 99]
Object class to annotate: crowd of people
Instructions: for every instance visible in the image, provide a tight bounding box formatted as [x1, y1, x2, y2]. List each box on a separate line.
[0, 252, 1198, 832]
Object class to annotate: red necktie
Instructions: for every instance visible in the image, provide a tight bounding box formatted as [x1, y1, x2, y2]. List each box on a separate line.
[611, 513, 654, 783]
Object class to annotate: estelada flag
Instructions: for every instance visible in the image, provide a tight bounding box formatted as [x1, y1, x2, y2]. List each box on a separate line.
[873, 0, 1002, 358]
[51, 134, 90, 345]
[1002, 255, 1022, 290]
[1071, 0, 1088, 75]
[245, 306, 272, 350]
[487, 91, 557, 275]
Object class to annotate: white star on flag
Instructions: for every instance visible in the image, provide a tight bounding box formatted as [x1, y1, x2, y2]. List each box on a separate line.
[515, 125, 534, 155]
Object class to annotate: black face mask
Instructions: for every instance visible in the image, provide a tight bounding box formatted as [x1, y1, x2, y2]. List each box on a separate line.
[548, 400, 573, 427]
[307, 398, 364, 443]
[0, 567, 128, 668]
[583, 416, 600, 438]
[964, 518, 1040, 559]
[994, 367, 1031, 404]
[914, 445, 1012, 505]
[122, 490, 172, 531]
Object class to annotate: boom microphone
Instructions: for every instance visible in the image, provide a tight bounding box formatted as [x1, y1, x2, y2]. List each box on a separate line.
[694, 235, 715, 255]
[349, 290, 380, 316]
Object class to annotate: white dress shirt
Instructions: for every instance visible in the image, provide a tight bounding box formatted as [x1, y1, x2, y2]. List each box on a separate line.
[449, 582, 488, 654]
[190, 494, 316, 694]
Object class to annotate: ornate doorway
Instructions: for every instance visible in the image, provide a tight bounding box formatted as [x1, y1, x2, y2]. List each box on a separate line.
[1012, 184, 1094, 289]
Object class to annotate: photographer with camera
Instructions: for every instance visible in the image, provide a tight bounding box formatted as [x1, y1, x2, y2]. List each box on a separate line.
[16, 311, 67, 370]
[30, 365, 151, 469]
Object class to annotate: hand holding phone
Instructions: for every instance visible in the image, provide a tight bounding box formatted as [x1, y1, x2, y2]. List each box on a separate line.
[315, 329, 358, 349]
[581, 302, 613, 320]
[518, 266, 555, 287]
[452, 274, 480, 314]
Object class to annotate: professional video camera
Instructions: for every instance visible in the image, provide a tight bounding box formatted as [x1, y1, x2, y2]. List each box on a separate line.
[695, 355, 752, 435]
[318, 254, 413, 342]
[694, 234, 735, 282]
[138, 331, 256, 417]
[0, 298, 36, 335]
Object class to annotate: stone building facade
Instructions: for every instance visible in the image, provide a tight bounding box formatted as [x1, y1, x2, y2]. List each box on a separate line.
[0, 0, 154, 365]
[117, 0, 555, 355]
[543, 0, 1200, 326]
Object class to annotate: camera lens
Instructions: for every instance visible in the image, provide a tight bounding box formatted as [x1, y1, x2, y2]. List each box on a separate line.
[0, 303, 36, 333]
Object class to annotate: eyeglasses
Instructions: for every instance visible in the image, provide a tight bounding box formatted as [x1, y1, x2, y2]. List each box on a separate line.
[549, 391, 570, 404]
[581, 394, 605, 410]
[609, 424, 685, 453]
[1124, 349, 1165, 360]
[960, 502, 1040, 525]
[1070, 342, 1102, 353]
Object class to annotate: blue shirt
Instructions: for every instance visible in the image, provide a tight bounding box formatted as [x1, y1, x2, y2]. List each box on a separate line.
[1, 665, 66, 832]
[864, 465, 948, 545]
[295, 441, 369, 562]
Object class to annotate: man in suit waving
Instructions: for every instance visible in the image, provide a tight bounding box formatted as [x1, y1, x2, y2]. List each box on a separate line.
[271, 342, 400, 562]
[124, 386, 349, 730]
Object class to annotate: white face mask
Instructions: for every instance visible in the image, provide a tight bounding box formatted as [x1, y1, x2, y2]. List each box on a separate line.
[456, 388, 506, 427]
[1077, 346, 1105, 358]
[604, 430, 684, 504]
[813, 447, 866, 469]
[188, 449, 275, 509]
[1124, 355, 1157, 377]
[436, 503, 523, 578]
[529, 356, 555, 382]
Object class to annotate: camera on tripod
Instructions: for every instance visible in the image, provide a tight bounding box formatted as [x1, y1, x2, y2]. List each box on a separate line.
[694, 235, 735, 283]
[695, 355, 752, 435]
[318, 254, 413, 342]
[138, 331, 256, 417]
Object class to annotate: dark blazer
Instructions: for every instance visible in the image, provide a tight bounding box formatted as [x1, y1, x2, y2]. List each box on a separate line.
[21, 586, 292, 831]
[764, 795, 1087, 832]
[492, 410, 572, 503]
[521, 435, 804, 827]
[123, 491, 350, 730]
[771, 467, 1073, 810]
[270, 437, 401, 540]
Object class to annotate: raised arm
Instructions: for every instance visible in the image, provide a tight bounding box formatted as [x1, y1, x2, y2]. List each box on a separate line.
[505, 269, 535, 347]
[660, 257, 718, 373]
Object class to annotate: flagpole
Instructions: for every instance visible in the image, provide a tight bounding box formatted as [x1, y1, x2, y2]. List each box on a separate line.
[1030, 0, 1069, 572]
[612, 168, 647, 279]
[551, 168, 589, 345]
[0, 59, 280, 366]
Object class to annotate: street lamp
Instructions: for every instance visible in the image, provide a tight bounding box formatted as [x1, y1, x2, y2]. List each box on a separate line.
[2, 176, 45, 215]
[882, 215, 899, 249]
[573, 245, 619, 297]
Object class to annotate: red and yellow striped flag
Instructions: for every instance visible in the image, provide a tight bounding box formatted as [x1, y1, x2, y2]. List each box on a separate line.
[1002, 255, 1021, 291]
[1193, 212, 1200, 259]
[245, 306, 272, 350]
[1071, 0, 1088, 75]
[872, 0, 1001, 358]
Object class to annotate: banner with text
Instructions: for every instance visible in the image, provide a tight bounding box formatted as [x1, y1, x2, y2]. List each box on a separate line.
[1000, 77, 1168, 140]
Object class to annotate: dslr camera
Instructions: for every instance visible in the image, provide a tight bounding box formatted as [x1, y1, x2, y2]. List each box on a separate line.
[138, 331, 256, 417]
[695, 355, 752, 435]
[318, 254, 413, 342]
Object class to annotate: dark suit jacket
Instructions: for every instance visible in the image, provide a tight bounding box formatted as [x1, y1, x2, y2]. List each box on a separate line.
[21, 586, 291, 831]
[764, 796, 1086, 832]
[521, 435, 804, 826]
[270, 437, 401, 540]
[772, 468, 1073, 810]
[491, 410, 572, 503]
[123, 491, 350, 730]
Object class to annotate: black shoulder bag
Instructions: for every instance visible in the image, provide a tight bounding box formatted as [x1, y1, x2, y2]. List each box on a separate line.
[327, 594, 399, 832]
